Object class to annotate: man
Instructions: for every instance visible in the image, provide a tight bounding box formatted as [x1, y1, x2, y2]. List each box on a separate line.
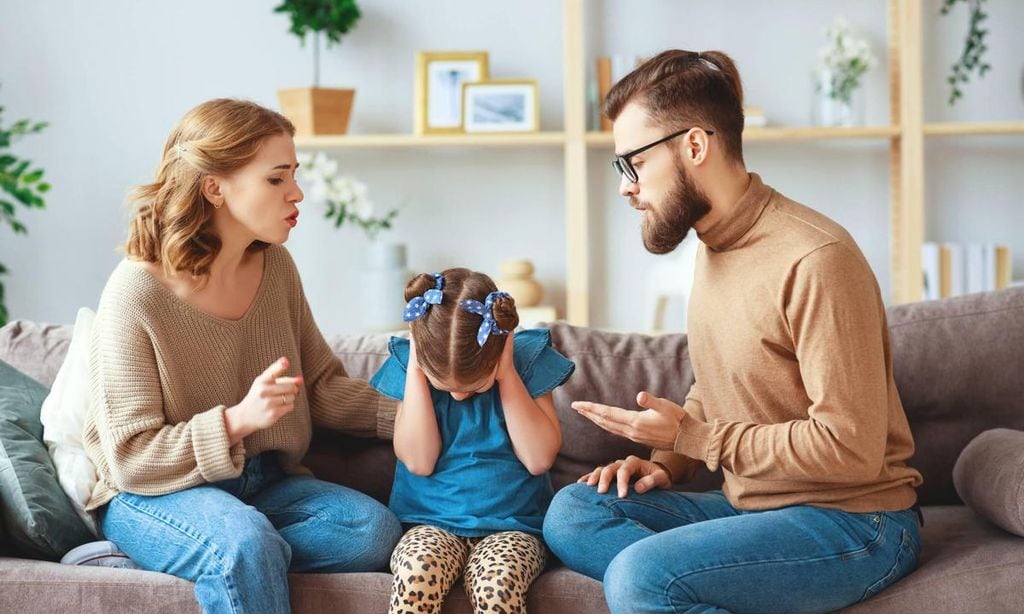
[543, 50, 923, 613]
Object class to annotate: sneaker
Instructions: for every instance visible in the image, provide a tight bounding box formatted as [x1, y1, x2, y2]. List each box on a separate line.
[60, 540, 140, 569]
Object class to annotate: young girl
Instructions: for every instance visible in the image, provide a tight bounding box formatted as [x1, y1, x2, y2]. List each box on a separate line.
[371, 268, 575, 614]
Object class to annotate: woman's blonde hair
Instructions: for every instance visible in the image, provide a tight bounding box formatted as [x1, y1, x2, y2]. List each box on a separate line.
[125, 98, 295, 279]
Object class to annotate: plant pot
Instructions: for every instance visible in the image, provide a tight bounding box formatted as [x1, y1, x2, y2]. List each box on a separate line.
[360, 242, 410, 332]
[277, 87, 355, 136]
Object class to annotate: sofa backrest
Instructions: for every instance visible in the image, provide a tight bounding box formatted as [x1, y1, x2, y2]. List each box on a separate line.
[2, 286, 1022, 507]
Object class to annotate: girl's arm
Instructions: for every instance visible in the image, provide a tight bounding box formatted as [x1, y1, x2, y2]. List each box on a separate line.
[392, 338, 443, 476]
[496, 335, 563, 475]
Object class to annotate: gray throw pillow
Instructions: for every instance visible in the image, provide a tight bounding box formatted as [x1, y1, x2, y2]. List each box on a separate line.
[953, 428, 1024, 537]
[0, 359, 94, 560]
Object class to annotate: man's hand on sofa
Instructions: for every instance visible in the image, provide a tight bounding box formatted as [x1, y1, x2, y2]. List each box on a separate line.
[572, 391, 684, 450]
[578, 455, 672, 498]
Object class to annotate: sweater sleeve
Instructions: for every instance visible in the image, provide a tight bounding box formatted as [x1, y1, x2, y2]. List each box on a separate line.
[89, 301, 245, 495]
[650, 383, 705, 484]
[671, 243, 891, 483]
[297, 290, 398, 439]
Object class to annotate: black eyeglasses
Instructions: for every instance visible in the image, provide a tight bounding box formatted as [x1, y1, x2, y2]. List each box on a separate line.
[611, 127, 714, 184]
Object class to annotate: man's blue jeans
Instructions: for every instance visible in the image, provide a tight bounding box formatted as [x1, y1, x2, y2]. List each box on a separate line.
[543, 484, 921, 614]
[99, 453, 402, 614]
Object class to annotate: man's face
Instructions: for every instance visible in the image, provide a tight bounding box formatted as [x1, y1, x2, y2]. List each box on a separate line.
[613, 103, 712, 254]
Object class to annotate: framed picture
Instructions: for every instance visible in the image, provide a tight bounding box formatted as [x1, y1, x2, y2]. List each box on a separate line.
[461, 80, 539, 133]
[415, 51, 489, 134]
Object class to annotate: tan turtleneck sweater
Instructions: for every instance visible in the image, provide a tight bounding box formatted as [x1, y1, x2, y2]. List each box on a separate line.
[83, 244, 397, 510]
[652, 173, 922, 513]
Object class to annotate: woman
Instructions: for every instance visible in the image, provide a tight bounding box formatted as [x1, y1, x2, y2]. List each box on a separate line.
[83, 98, 401, 613]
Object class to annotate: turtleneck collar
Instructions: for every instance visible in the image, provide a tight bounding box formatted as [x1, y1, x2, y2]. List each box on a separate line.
[696, 173, 773, 252]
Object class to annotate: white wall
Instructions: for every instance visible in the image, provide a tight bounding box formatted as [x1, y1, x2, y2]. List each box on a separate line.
[1, 0, 1021, 334]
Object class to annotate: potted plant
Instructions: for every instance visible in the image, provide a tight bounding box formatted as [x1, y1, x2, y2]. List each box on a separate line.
[812, 16, 877, 127]
[0, 91, 50, 327]
[297, 151, 406, 330]
[275, 0, 361, 136]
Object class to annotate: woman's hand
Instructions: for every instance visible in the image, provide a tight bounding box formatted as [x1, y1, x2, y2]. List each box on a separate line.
[225, 357, 303, 445]
[578, 455, 673, 498]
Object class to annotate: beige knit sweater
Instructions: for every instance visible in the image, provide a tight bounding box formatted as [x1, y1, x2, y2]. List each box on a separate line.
[83, 245, 397, 510]
[652, 173, 922, 513]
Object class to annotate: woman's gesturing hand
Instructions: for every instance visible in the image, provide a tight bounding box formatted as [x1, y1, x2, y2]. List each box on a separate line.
[225, 357, 303, 445]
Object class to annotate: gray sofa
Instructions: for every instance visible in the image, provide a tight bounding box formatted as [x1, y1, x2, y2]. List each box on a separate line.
[2, 287, 1023, 613]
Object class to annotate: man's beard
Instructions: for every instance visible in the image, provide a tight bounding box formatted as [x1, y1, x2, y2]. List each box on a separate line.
[634, 161, 712, 255]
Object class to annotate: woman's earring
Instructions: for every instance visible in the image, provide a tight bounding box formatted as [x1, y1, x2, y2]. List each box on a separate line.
[213, 200, 223, 209]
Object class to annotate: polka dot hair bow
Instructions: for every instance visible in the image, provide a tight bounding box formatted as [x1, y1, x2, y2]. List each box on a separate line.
[459, 291, 512, 347]
[403, 273, 444, 322]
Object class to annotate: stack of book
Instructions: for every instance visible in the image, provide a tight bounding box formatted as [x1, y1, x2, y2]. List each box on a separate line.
[596, 55, 642, 131]
[921, 243, 1013, 300]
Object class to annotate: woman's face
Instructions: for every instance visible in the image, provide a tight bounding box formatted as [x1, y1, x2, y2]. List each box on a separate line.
[214, 133, 303, 245]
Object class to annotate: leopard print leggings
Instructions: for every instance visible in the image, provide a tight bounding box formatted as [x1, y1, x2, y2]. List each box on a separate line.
[388, 524, 548, 614]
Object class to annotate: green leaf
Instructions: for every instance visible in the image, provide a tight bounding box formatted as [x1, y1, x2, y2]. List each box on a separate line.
[22, 169, 43, 184]
[35, 182, 50, 193]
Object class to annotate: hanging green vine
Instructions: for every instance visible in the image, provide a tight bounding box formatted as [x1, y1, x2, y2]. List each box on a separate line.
[941, 0, 991, 106]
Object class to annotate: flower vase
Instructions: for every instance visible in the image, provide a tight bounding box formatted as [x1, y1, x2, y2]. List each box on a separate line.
[360, 242, 410, 332]
[812, 69, 864, 127]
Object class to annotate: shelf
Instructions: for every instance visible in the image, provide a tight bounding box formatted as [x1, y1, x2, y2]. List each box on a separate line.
[294, 132, 566, 149]
[585, 125, 900, 146]
[923, 121, 1024, 137]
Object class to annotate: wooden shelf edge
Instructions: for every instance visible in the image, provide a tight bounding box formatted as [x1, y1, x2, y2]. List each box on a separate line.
[295, 132, 567, 148]
[923, 121, 1024, 136]
[586, 126, 900, 145]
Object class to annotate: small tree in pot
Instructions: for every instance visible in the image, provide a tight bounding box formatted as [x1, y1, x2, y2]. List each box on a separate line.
[275, 0, 362, 135]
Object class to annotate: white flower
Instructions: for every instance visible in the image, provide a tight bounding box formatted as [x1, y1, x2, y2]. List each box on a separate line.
[292, 151, 397, 239]
[815, 15, 876, 103]
[351, 196, 374, 220]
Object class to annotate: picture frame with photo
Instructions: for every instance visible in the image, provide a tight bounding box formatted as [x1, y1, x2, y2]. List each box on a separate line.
[415, 51, 489, 134]
[461, 80, 539, 133]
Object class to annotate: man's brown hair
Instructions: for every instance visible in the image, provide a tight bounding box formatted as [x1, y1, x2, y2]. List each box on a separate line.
[604, 50, 745, 164]
[405, 268, 519, 386]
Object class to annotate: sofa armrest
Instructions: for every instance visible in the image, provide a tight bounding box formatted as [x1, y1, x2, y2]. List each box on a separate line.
[953, 428, 1024, 537]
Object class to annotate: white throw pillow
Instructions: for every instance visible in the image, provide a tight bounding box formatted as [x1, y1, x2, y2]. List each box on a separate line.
[40, 307, 99, 536]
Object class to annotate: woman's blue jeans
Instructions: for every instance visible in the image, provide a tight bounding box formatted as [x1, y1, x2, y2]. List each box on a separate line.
[543, 484, 921, 614]
[99, 453, 402, 614]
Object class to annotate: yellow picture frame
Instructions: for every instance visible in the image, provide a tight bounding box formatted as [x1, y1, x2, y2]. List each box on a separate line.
[461, 80, 540, 133]
[415, 51, 490, 135]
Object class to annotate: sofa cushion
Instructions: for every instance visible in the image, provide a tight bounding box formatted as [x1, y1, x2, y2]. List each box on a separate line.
[0, 320, 72, 387]
[887, 287, 1024, 505]
[0, 360, 94, 560]
[952, 428, 1024, 537]
[2, 507, 1022, 614]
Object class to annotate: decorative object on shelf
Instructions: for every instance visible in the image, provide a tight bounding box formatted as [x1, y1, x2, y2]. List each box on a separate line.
[275, 0, 361, 135]
[0, 92, 50, 327]
[462, 80, 539, 133]
[415, 51, 489, 135]
[743, 105, 767, 128]
[940, 0, 991, 106]
[361, 242, 411, 331]
[812, 16, 876, 127]
[498, 259, 543, 307]
[296, 151, 398, 239]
